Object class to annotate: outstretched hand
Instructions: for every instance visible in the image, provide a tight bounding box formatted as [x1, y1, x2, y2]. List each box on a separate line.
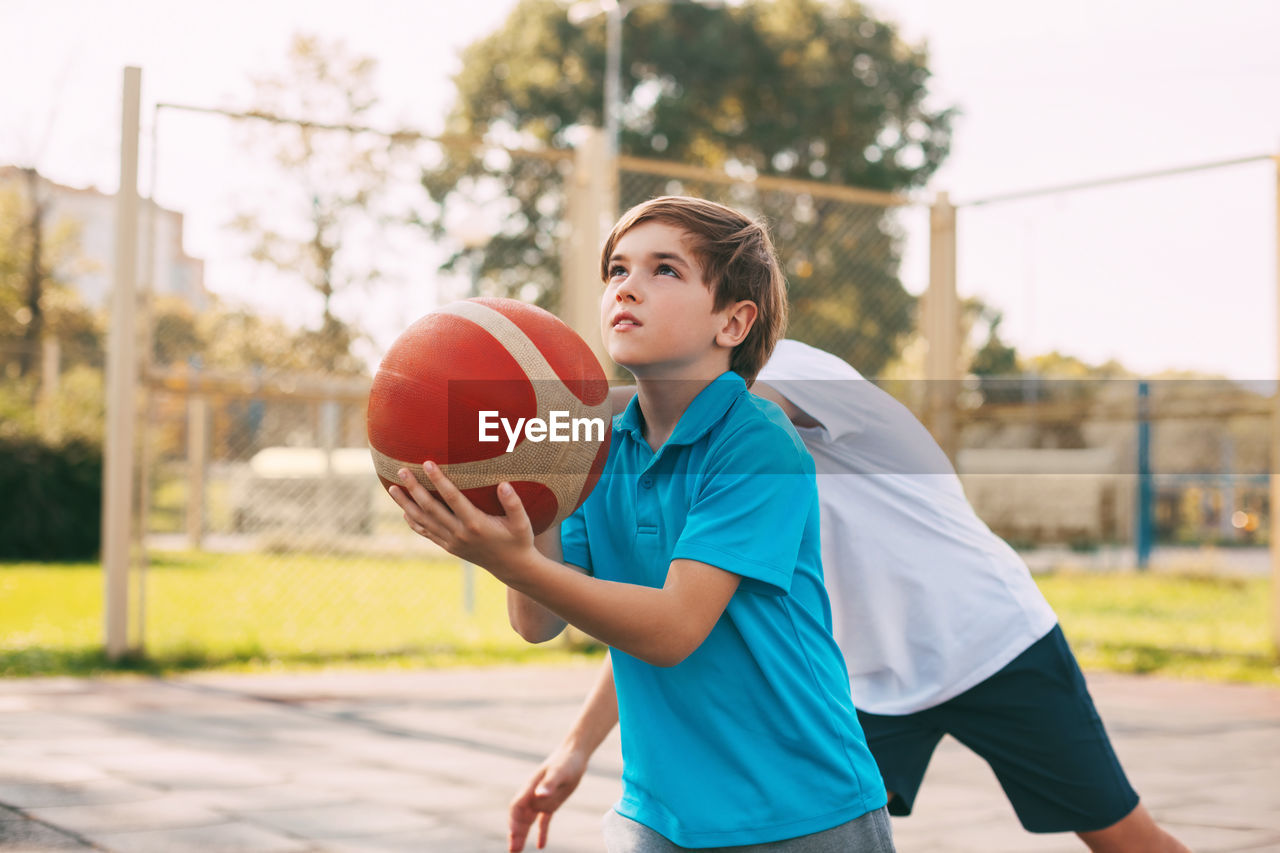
[389, 462, 536, 579]
[508, 744, 589, 852]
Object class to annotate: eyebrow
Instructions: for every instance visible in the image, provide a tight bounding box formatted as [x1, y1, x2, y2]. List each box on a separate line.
[608, 250, 692, 269]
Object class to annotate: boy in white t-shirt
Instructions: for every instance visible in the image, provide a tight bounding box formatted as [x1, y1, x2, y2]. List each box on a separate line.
[508, 339, 1189, 853]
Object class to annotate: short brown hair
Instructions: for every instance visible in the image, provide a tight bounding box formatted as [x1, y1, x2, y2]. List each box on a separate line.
[600, 196, 787, 384]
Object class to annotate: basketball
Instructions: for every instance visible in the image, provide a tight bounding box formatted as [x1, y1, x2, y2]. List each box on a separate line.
[367, 297, 612, 535]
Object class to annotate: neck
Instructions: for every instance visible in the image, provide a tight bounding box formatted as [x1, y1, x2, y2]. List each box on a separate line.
[633, 365, 730, 451]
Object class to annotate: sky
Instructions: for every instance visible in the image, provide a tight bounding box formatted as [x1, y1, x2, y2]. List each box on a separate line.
[2, 0, 1278, 378]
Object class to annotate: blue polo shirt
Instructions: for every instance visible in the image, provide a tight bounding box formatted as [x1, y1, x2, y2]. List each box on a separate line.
[560, 371, 886, 848]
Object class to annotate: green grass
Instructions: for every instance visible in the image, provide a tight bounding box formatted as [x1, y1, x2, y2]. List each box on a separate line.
[3, 556, 1277, 684]
[0, 551, 602, 677]
[1036, 570, 1279, 685]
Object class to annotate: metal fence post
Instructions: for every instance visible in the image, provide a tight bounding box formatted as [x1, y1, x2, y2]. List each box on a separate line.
[1136, 380, 1153, 569]
[1272, 152, 1280, 656]
[39, 337, 60, 442]
[562, 127, 613, 374]
[926, 191, 960, 462]
[103, 66, 142, 660]
[186, 393, 207, 550]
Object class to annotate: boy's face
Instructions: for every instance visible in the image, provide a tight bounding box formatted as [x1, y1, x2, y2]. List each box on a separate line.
[601, 221, 733, 380]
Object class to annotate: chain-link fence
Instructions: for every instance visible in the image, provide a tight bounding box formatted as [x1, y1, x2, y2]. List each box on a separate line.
[941, 158, 1279, 673]
[5, 100, 1276, 672]
[105, 110, 929, 665]
[950, 158, 1275, 568]
[619, 156, 918, 377]
[124, 105, 592, 664]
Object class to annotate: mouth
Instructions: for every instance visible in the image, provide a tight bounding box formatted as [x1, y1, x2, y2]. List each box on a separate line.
[611, 311, 641, 330]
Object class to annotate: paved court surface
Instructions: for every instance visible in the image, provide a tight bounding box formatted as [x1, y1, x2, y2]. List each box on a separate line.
[1, 665, 1278, 852]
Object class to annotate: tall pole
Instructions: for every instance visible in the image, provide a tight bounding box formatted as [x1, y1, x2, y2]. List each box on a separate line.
[563, 127, 613, 374]
[103, 66, 142, 660]
[603, 0, 624, 219]
[1136, 380, 1153, 570]
[926, 191, 959, 463]
[1272, 151, 1280, 656]
[604, 0, 623, 167]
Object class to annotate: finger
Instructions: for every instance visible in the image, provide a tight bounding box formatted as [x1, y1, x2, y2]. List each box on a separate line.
[401, 510, 448, 548]
[387, 482, 425, 520]
[391, 480, 454, 542]
[396, 468, 462, 532]
[508, 803, 534, 853]
[421, 460, 481, 520]
[536, 810, 552, 849]
[496, 482, 533, 533]
[389, 486, 435, 536]
[394, 466, 443, 512]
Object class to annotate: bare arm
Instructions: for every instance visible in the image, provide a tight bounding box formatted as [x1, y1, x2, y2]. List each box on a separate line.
[507, 526, 571, 643]
[390, 465, 739, 668]
[559, 654, 619, 757]
[508, 656, 618, 851]
[506, 556, 738, 668]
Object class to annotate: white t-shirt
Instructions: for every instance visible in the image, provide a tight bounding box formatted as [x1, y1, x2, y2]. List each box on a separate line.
[756, 339, 1058, 715]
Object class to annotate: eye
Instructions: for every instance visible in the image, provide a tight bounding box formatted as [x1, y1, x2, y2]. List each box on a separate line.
[607, 264, 628, 279]
[656, 263, 679, 277]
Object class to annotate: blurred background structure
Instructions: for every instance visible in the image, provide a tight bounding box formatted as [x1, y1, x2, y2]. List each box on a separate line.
[1, 0, 1278, 679]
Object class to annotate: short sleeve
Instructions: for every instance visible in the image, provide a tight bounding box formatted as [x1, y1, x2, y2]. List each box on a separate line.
[558, 502, 592, 575]
[670, 412, 815, 595]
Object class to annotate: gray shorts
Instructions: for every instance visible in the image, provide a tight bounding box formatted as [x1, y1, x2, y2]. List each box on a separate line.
[602, 806, 895, 853]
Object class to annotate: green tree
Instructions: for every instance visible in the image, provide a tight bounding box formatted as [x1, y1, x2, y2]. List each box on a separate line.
[424, 0, 954, 373]
[231, 34, 404, 375]
[0, 182, 94, 376]
[0, 181, 103, 443]
[968, 308, 1019, 378]
[150, 293, 354, 375]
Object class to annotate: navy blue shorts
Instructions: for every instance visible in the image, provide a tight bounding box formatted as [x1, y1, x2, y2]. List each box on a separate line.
[855, 625, 1139, 834]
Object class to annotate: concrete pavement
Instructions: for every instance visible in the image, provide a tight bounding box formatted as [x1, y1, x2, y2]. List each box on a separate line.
[1, 665, 1277, 852]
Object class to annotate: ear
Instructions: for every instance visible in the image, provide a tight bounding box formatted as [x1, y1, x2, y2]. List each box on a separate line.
[715, 300, 758, 349]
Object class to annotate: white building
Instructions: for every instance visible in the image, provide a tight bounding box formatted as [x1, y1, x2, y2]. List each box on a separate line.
[0, 166, 206, 310]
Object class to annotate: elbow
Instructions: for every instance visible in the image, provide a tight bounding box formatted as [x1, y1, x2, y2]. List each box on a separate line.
[507, 591, 566, 644]
[637, 633, 701, 668]
[511, 614, 565, 644]
[645, 651, 687, 668]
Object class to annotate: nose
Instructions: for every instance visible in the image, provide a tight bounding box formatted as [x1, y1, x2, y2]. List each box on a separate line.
[614, 278, 639, 303]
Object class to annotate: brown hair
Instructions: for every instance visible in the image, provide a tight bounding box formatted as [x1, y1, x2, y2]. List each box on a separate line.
[599, 196, 787, 383]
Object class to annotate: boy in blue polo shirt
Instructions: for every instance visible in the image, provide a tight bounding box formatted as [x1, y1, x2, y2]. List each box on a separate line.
[390, 196, 893, 851]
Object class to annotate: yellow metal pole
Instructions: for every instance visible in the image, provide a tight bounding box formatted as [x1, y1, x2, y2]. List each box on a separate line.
[1272, 153, 1280, 656]
[103, 67, 141, 660]
[927, 191, 959, 462]
[186, 394, 207, 550]
[561, 127, 613, 376]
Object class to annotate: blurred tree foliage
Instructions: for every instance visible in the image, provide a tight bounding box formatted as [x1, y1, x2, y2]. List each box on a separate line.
[423, 0, 954, 373]
[967, 304, 1018, 380]
[0, 184, 101, 378]
[230, 34, 406, 375]
[0, 182, 106, 445]
[0, 435, 102, 559]
[150, 294, 367, 377]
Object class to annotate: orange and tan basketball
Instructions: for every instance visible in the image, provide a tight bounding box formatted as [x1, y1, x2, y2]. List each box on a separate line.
[367, 297, 611, 535]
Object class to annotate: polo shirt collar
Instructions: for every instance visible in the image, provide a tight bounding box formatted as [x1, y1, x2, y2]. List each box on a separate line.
[616, 371, 747, 448]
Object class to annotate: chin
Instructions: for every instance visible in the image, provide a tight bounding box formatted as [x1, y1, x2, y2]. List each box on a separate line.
[606, 340, 642, 367]
[611, 356, 645, 375]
